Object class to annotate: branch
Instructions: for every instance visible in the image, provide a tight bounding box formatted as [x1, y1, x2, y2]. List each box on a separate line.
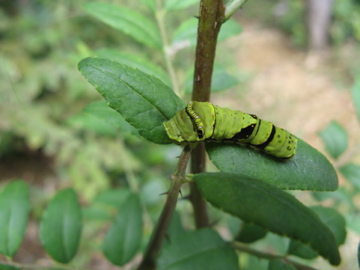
[192, 0, 225, 101]
[232, 242, 317, 270]
[189, 143, 209, 228]
[224, 0, 249, 21]
[155, 0, 180, 96]
[190, 0, 225, 229]
[138, 144, 193, 270]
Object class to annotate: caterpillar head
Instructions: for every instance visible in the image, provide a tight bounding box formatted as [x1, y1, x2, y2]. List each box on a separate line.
[164, 101, 215, 143]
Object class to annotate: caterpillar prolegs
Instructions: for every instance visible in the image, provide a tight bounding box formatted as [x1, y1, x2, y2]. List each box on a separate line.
[163, 101, 297, 159]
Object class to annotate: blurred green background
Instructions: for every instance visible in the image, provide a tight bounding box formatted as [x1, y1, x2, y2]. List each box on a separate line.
[1, 0, 360, 269]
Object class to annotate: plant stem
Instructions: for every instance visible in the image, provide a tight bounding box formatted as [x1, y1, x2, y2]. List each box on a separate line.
[155, 0, 180, 96]
[189, 0, 225, 229]
[192, 0, 225, 102]
[232, 242, 317, 270]
[189, 143, 209, 228]
[138, 144, 193, 270]
[224, 0, 249, 21]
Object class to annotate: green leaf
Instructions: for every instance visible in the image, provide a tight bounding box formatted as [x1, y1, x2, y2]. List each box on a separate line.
[210, 64, 239, 91]
[165, 0, 199, 11]
[242, 255, 268, 269]
[287, 206, 346, 260]
[40, 189, 82, 263]
[93, 188, 132, 209]
[0, 264, 20, 270]
[348, 214, 360, 235]
[268, 259, 297, 270]
[311, 206, 346, 246]
[339, 163, 360, 189]
[140, 0, 156, 11]
[185, 63, 239, 92]
[218, 19, 243, 41]
[318, 121, 348, 159]
[236, 223, 267, 243]
[172, 18, 241, 48]
[287, 240, 318, 260]
[351, 79, 360, 121]
[94, 48, 171, 86]
[83, 100, 139, 136]
[226, 216, 242, 238]
[206, 138, 338, 191]
[172, 18, 197, 47]
[166, 211, 186, 242]
[194, 172, 341, 266]
[67, 110, 119, 137]
[158, 228, 239, 270]
[103, 193, 142, 266]
[312, 187, 354, 208]
[78, 57, 185, 144]
[83, 3, 162, 49]
[0, 181, 30, 257]
[82, 206, 112, 221]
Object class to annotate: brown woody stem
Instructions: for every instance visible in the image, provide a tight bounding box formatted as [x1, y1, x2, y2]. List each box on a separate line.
[189, 0, 225, 228]
[138, 144, 192, 270]
[232, 242, 317, 270]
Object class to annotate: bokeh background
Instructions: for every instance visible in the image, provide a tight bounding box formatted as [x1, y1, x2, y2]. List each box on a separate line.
[1, 0, 360, 269]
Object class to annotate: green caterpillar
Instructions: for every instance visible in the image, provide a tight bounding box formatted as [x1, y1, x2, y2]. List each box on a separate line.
[163, 101, 297, 159]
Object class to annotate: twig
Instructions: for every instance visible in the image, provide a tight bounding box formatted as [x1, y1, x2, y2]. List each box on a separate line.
[232, 242, 317, 270]
[192, 0, 225, 102]
[224, 0, 249, 21]
[189, 0, 225, 229]
[138, 144, 193, 270]
[189, 143, 209, 228]
[155, 0, 180, 96]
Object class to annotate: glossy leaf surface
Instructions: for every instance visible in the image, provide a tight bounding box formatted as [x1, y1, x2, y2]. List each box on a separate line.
[318, 121, 348, 159]
[207, 138, 338, 191]
[194, 172, 341, 265]
[40, 189, 82, 263]
[236, 223, 267, 243]
[339, 163, 360, 189]
[103, 193, 142, 266]
[288, 206, 346, 259]
[94, 48, 171, 86]
[158, 228, 239, 270]
[0, 181, 30, 257]
[78, 57, 185, 144]
[84, 3, 161, 49]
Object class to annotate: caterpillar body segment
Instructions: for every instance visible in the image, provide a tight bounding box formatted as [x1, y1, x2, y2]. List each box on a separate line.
[163, 101, 297, 159]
